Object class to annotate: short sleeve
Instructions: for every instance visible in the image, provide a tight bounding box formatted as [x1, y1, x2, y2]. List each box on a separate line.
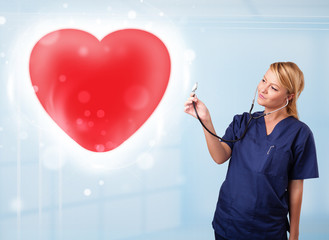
[221, 113, 246, 150]
[289, 126, 319, 180]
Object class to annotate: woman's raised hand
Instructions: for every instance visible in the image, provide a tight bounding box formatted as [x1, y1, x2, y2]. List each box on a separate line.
[184, 93, 210, 122]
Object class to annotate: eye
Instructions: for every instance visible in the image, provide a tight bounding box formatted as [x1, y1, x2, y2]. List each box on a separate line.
[262, 79, 266, 83]
[271, 86, 278, 91]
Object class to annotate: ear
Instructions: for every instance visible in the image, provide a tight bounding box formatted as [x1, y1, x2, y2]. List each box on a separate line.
[287, 94, 295, 101]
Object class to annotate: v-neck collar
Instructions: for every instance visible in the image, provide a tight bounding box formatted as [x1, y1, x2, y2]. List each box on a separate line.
[261, 115, 293, 137]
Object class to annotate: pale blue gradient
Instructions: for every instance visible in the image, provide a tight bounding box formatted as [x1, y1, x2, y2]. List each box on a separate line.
[1, 1, 329, 240]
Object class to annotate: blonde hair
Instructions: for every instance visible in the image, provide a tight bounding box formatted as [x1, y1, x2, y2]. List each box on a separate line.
[270, 62, 304, 119]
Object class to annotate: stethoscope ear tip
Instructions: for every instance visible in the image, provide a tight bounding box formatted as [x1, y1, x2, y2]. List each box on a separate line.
[191, 82, 198, 93]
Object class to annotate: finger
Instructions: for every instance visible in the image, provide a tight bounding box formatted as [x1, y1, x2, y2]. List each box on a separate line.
[184, 106, 193, 114]
[184, 101, 190, 107]
[184, 99, 194, 106]
[184, 99, 193, 106]
[187, 96, 197, 102]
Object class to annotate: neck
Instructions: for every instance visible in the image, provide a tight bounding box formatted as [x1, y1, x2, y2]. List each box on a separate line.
[264, 108, 289, 121]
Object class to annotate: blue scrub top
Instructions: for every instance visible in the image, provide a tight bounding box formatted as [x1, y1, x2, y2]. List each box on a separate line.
[212, 112, 319, 240]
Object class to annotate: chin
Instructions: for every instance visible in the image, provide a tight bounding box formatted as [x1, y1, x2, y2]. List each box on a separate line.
[257, 98, 265, 106]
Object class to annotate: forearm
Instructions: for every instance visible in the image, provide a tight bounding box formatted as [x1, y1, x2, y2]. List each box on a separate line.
[288, 180, 304, 240]
[183, 95, 231, 164]
[202, 118, 231, 164]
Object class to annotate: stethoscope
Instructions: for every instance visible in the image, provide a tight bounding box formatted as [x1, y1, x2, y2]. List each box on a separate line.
[191, 82, 289, 143]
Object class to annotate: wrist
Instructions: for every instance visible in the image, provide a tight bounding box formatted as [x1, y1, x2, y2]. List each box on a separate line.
[202, 115, 211, 124]
[199, 109, 211, 122]
[289, 233, 299, 240]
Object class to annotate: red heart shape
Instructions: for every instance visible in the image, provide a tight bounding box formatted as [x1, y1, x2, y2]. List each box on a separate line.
[29, 29, 171, 152]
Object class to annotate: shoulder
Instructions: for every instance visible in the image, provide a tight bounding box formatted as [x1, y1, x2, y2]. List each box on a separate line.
[232, 111, 264, 124]
[287, 117, 316, 149]
[288, 117, 314, 137]
[232, 112, 251, 122]
[230, 112, 250, 128]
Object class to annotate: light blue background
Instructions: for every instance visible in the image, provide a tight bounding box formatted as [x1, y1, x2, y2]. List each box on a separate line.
[1, 1, 329, 239]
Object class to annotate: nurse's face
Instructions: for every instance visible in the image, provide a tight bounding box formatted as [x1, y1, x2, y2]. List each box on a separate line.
[257, 69, 290, 111]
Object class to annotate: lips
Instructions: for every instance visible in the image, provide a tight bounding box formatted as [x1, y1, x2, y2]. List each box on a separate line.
[259, 93, 265, 99]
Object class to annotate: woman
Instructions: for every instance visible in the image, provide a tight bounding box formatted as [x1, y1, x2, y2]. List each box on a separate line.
[184, 62, 319, 240]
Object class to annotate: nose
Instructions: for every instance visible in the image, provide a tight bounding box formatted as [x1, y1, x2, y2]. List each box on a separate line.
[258, 84, 268, 94]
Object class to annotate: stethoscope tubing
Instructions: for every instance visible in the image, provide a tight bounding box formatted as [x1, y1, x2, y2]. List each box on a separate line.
[192, 87, 289, 143]
[192, 101, 258, 143]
